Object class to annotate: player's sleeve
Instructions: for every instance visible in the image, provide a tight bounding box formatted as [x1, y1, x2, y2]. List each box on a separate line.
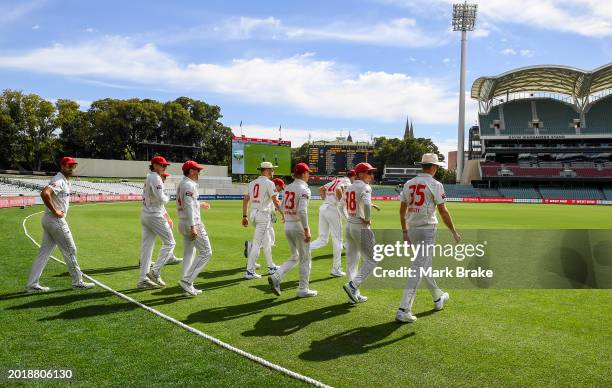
[47, 177, 64, 196]
[399, 185, 407, 203]
[433, 182, 446, 205]
[362, 185, 372, 221]
[298, 187, 310, 228]
[149, 174, 169, 204]
[183, 182, 199, 226]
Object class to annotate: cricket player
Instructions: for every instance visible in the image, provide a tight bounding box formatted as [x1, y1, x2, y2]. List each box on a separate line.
[268, 163, 317, 297]
[137, 156, 176, 289]
[242, 177, 285, 263]
[395, 153, 461, 323]
[342, 162, 379, 304]
[141, 171, 182, 269]
[310, 170, 356, 277]
[176, 160, 212, 296]
[242, 161, 281, 279]
[25, 157, 94, 292]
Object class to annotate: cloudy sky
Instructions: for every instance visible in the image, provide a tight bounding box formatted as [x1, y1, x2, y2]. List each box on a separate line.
[1, 0, 611, 157]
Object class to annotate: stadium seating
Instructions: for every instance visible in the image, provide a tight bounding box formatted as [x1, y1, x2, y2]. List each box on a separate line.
[371, 187, 400, 196]
[583, 95, 612, 135]
[477, 188, 502, 198]
[603, 187, 612, 200]
[478, 106, 501, 136]
[443, 184, 479, 198]
[0, 182, 40, 197]
[538, 187, 603, 200]
[535, 99, 578, 135]
[498, 187, 541, 199]
[502, 100, 535, 135]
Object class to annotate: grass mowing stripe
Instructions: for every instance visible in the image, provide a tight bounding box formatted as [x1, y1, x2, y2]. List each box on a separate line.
[22, 206, 331, 388]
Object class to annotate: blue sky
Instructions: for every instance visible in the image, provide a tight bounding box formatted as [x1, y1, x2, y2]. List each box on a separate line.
[0, 0, 610, 157]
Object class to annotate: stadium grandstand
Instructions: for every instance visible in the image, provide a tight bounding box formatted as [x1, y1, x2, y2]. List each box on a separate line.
[461, 63, 612, 202]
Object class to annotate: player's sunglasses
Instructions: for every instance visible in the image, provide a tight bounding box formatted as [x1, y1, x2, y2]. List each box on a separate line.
[367, 171, 375, 175]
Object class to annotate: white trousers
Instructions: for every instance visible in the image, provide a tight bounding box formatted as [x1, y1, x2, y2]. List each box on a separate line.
[400, 227, 444, 311]
[310, 203, 344, 270]
[345, 222, 378, 288]
[179, 222, 212, 284]
[139, 212, 176, 281]
[275, 222, 312, 290]
[246, 210, 274, 272]
[27, 214, 84, 287]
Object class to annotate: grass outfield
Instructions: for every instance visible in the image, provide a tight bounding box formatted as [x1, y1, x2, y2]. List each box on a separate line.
[1, 201, 610, 387]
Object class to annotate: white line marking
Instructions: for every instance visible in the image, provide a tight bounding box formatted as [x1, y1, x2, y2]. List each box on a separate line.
[22, 207, 331, 388]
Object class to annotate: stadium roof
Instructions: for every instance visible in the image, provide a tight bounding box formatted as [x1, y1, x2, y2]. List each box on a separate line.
[471, 63, 612, 102]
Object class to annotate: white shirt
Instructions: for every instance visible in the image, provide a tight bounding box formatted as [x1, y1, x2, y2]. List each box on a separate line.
[142, 171, 169, 215]
[399, 173, 446, 227]
[323, 177, 351, 206]
[282, 179, 311, 227]
[248, 175, 276, 212]
[345, 180, 372, 224]
[45, 172, 70, 216]
[176, 176, 201, 226]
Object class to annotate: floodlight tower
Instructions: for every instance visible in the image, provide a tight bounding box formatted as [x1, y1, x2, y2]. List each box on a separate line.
[452, 2, 477, 182]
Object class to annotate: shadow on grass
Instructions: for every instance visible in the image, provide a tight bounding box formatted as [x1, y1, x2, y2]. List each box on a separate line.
[54, 265, 139, 277]
[37, 295, 190, 321]
[249, 276, 335, 294]
[0, 288, 74, 302]
[242, 303, 354, 337]
[299, 321, 415, 361]
[183, 297, 299, 324]
[6, 291, 110, 309]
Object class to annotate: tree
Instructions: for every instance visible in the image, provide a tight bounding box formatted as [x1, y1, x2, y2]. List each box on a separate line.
[20, 94, 57, 171]
[291, 143, 309, 165]
[0, 90, 26, 168]
[57, 99, 92, 157]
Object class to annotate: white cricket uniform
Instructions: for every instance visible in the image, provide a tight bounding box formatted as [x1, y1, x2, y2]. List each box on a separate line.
[275, 179, 312, 291]
[344, 180, 378, 287]
[310, 177, 351, 271]
[398, 173, 446, 311]
[177, 177, 212, 285]
[245, 176, 277, 273]
[27, 173, 85, 287]
[139, 171, 176, 281]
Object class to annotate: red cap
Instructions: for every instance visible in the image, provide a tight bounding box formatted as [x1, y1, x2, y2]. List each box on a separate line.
[272, 178, 285, 188]
[293, 162, 312, 174]
[161, 171, 170, 177]
[60, 156, 78, 166]
[347, 169, 356, 177]
[354, 162, 376, 174]
[182, 160, 205, 172]
[151, 156, 170, 166]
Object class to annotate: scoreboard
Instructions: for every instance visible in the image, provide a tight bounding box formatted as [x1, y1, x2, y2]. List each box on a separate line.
[308, 145, 372, 175]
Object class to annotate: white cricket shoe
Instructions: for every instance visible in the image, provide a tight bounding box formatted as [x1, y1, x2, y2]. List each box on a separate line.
[193, 286, 203, 295]
[244, 271, 262, 280]
[146, 271, 166, 287]
[25, 284, 50, 293]
[166, 256, 183, 265]
[395, 308, 417, 323]
[268, 265, 279, 275]
[330, 268, 346, 277]
[342, 281, 359, 303]
[137, 278, 159, 289]
[434, 292, 449, 311]
[297, 288, 318, 298]
[268, 275, 281, 296]
[72, 281, 95, 290]
[179, 280, 198, 296]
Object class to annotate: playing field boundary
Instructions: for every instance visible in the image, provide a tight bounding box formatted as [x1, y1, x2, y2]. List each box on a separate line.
[21, 206, 331, 388]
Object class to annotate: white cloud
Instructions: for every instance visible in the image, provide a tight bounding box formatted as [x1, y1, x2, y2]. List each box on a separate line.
[501, 48, 517, 55]
[443, 57, 451, 63]
[0, 37, 464, 124]
[500, 47, 535, 57]
[32, 24, 40, 30]
[519, 49, 535, 58]
[85, 27, 95, 33]
[208, 16, 445, 48]
[382, 0, 612, 38]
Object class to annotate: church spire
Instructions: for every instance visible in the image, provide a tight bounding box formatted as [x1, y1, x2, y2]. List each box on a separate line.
[404, 116, 413, 139]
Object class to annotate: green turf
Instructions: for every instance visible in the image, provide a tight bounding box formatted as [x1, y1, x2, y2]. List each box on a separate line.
[1, 201, 611, 387]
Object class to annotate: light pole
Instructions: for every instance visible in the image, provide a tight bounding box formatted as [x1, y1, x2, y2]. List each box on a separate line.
[452, 2, 477, 182]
